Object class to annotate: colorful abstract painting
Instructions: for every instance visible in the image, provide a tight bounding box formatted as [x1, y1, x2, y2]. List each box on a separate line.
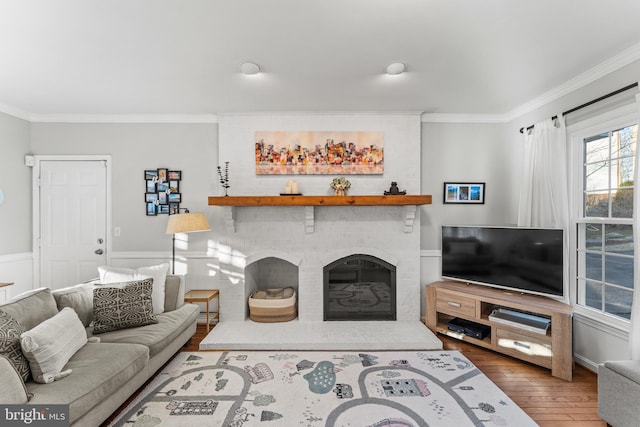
[255, 131, 384, 175]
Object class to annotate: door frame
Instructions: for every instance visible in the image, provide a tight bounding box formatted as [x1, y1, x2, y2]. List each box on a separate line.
[32, 155, 112, 287]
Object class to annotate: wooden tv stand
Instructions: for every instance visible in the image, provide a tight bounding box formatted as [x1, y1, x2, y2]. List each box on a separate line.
[425, 280, 573, 381]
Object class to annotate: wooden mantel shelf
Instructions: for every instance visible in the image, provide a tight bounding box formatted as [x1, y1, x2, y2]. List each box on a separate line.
[208, 194, 432, 233]
[208, 194, 432, 207]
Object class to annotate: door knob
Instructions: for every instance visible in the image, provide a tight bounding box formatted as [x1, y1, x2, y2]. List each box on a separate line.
[97, 238, 104, 244]
[95, 249, 104, 255]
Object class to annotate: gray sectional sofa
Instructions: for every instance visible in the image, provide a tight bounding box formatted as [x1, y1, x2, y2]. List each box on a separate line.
[0, 275, 199, 427]
[598, 360, 640, 427]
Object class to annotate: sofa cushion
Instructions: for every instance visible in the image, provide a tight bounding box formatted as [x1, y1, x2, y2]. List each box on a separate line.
[164, 275, 184, 312]
[98, 263, 169, 314]
[94, 303, 199, 358]
[0, 310, 30, 382]
[27, 342, 149, 425]
[93, 279, 158, 334]
[21, 307, 88, 384]
[0, 288, 59, 331]
[603, 360, 640, 384]
[0, 354, 30, 404]
[52, 283, 94, 327]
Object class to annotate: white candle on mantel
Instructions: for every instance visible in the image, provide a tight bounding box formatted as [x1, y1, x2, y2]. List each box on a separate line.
[291, 180, 299, 194]
[285, 180, 293, 194]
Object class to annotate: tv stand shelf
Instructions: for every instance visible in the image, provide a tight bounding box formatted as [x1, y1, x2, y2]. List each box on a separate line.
[425, 280, 573, 381]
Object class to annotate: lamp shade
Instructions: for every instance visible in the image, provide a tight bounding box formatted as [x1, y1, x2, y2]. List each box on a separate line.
[166, 212, 211, 234]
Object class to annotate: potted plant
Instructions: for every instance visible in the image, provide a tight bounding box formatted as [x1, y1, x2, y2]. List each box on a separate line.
[330, 177, 351, 196]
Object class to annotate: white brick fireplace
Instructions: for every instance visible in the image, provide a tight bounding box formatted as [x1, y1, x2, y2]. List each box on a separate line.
[222, 205, 420, 322]
[214, 113, 423, 324]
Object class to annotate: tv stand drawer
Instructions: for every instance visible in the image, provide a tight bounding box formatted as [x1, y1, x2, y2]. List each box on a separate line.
[435, 290, 476, 318]
[495, 328, 552, 369]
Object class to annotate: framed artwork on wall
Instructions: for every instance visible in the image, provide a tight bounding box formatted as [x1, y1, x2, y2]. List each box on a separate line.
[145, 168, 182, 215]
[255, 130, 384, 175]
[443, 182, 485, 204]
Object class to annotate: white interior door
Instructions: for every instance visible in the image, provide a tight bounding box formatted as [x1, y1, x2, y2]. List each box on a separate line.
[39, 160, 107, 289]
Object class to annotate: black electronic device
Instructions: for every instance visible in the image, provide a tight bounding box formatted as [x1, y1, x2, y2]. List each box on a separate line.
[447, 317, 491, 340]
[441, 225, 564, 298]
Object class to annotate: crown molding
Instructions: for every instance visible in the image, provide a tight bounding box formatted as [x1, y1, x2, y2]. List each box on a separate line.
[29, 113, 220, 124]
[421, 113, 508, 123]
[0, 102, 32, 121]
[505, 41, 640, 121]
[217, 111, 425, 117]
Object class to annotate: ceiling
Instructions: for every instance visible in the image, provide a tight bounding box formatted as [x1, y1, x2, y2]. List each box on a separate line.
[1, 0, 640, 119]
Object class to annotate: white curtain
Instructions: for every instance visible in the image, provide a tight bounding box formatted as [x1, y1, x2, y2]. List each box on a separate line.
[628, 93, 640, 359]
[518, 117, 570, 301]
[518, 117, 569, 228]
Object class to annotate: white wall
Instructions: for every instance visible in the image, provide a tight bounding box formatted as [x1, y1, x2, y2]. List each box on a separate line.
[0, 112, 32, 294]
[419, 122, 516, 250]
[0, 112, 31, 255]
[29, 122, 218, 253]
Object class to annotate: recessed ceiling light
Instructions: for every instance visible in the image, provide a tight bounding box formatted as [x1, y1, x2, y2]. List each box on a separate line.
[386, 62, 406, 75]
[240, 62, 261, 75]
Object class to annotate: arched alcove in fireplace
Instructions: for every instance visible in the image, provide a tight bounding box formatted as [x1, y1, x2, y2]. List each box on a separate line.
[244, 257, 299, 320]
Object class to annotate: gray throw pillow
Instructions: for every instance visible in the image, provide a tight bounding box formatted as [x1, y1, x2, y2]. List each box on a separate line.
[92, 279, 158, 334]
[0, 354, 30, 403]
[0, 310, 30, 382]
[52, 283, 94, 327]
[20, 307, 87, 384]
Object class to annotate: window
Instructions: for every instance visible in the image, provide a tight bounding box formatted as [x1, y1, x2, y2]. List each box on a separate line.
[574, 121, 637, 321]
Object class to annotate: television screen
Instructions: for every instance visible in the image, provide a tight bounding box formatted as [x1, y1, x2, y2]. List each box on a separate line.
[441, 225, 564, 297]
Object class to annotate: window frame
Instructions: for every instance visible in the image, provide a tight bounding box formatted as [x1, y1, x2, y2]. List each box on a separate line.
[568, 104, 637, 332]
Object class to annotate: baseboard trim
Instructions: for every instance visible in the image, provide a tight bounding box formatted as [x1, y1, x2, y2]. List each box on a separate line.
[111, 251, 215, 259]
[574, 354, 599, 373]
[0, 252, 33, 263]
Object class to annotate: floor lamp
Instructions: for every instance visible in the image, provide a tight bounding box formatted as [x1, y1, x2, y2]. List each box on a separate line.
[165, 209, 211, 274]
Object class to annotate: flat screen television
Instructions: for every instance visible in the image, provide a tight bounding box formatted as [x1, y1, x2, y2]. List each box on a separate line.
[441, 225, 564, 298]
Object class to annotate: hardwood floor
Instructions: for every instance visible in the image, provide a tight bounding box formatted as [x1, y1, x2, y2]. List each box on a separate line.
[107, 324, 605, 426]
[438, 335, 604, 426]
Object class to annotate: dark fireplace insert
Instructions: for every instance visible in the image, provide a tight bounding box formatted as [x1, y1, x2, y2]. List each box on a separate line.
[323, 254, 396, 321]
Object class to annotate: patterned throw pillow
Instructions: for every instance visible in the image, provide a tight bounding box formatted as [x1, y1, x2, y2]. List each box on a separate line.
[92, 279, 158, 334]
[0, 310, 30, 382]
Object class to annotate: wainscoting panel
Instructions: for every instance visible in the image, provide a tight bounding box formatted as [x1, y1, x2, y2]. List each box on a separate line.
[0, 252, 33, 298]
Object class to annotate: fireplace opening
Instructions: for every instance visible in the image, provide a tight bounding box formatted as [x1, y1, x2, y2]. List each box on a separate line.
[244, 257, 298, 320]
[324, 254, 396, 321]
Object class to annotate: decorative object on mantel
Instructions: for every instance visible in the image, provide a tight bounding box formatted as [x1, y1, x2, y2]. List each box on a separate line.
[144, 168, 181, 216]
[280, 179, 301, 196]
[330, 177, 351, 196]
[443, 182, 485, 204]
[384, 181, 406, 195]
[217, 161, 230, 196]
[255, 131, 384, 175]
[165, 208, 211, 274]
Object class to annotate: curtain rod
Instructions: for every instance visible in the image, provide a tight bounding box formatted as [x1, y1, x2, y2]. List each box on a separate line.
[519, 82, 639, 134]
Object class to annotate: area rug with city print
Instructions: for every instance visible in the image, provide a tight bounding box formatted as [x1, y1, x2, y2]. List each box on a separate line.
[108, 350, 536, 427]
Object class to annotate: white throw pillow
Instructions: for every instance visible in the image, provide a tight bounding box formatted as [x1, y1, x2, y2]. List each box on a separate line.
[20, 307, 87, 384]
[98, 263, 169, 314]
